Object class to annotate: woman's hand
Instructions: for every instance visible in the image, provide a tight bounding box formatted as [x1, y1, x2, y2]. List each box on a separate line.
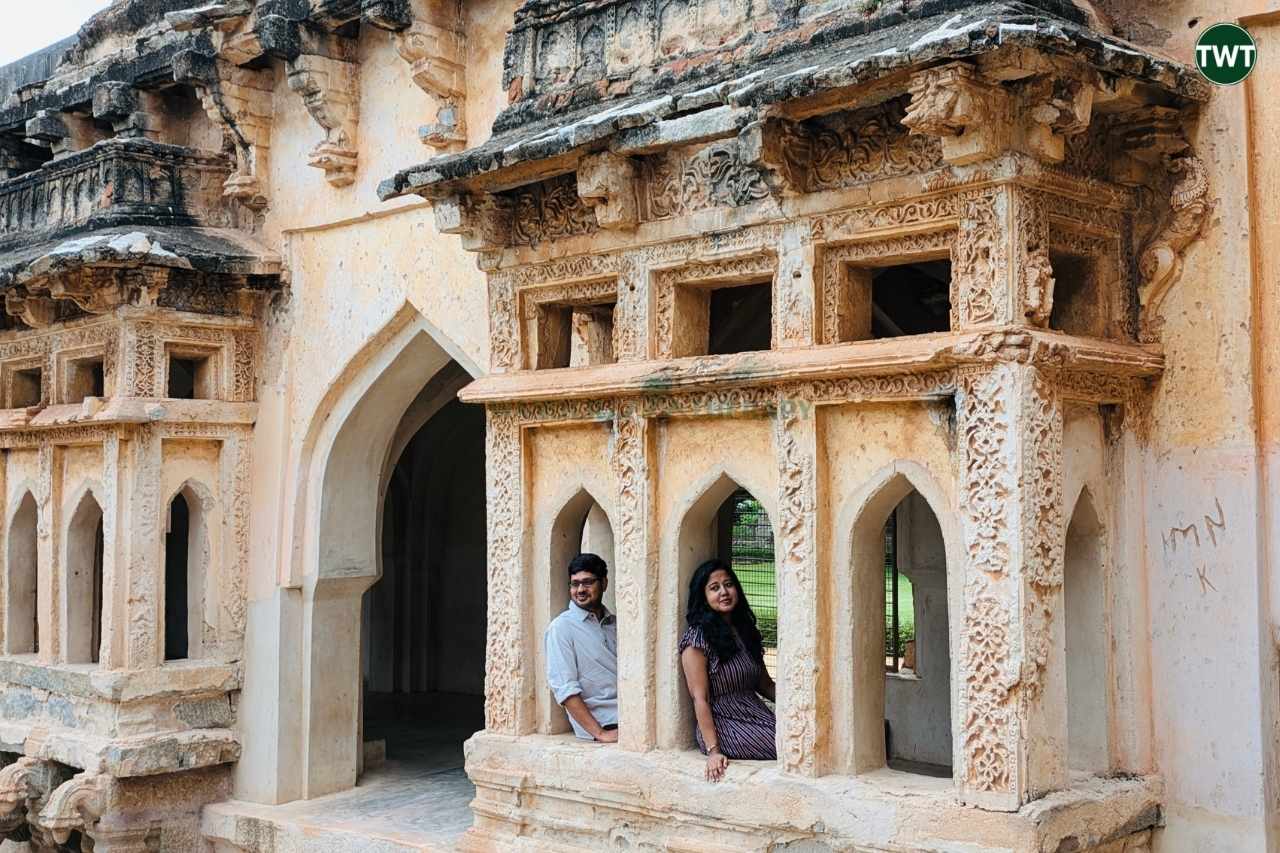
[705, 750, 729, 782]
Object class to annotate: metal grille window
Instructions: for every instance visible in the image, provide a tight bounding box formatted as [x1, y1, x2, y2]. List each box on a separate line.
[724, 489, 777, 676]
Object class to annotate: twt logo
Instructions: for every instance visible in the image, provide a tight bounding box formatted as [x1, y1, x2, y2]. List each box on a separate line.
[1196, 23, 1257, 85]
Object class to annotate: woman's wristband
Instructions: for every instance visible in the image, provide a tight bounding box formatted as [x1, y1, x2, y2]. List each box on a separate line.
[707, 744, 721, 755]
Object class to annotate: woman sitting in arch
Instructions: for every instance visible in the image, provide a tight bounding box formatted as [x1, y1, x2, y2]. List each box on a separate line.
[679, 558, 776, 782]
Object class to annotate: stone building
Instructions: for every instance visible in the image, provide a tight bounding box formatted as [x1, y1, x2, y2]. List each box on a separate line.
[0, 0, 1274, 850]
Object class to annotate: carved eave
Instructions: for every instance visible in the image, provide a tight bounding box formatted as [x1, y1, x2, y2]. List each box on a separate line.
[380, 3, 1206, 208]
[456, 329, 1161, 407]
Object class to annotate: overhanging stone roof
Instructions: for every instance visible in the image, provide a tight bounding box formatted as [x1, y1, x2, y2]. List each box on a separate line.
[380, 1, 1206, 201]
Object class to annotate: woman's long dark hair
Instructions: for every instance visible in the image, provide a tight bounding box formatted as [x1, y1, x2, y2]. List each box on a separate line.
[685, 559, 764, 663]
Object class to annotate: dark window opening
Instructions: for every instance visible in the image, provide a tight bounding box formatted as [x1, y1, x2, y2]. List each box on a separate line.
[167, 354, 213, 399]
[164, 494, 190, 661]
[91, 519, 104, 665]
[10, 367, 42, 408]
[66, 357, 105, 403]
[708, 282, 772, 356]
[1049, 252, 1106, 337]
[533, 300, 617, 369]
[870, 261, 951, 338]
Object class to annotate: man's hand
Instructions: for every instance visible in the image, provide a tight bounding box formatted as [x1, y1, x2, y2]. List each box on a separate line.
[594, 728, 619, 744]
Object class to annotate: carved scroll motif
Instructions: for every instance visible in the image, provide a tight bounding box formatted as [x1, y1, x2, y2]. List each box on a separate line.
[903, 63, 1011, 165]
[39, 772, 111, 844]
[952, 189, 1007, 328]
[1138, 153, 1209, 330]
[484, 409, 526, 734]
[641, 142, 771, 220]
[506, 175, 599, 248]
[797, 99, 944, 192]
[774, 389, 818, 776]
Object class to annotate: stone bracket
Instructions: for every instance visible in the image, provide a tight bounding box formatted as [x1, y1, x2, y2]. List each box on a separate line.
[738, 118, 809, 196]
[434, 193, 512, 252]
[396, 16, 468, 153]
[577, 152, 639, 231]
[1016, 73, 1096, 164]
[39, 771, 111, 845]
[286, 51, 361, 187]
[904, 63, 1012, 166]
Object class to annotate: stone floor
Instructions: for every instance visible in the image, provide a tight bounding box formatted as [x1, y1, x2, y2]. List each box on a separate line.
[202, 692, 484, 852]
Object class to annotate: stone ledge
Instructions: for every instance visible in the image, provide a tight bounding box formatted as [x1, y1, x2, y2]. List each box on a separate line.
[0, 656, 241, 702]
[0, 720, 240, 778]
[457, 329, 1162, 406]
[0, 399, 258, 433]
[461, 732, 1162, 852]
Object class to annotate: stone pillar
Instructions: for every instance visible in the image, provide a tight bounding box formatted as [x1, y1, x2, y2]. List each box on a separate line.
[773, 388, 823, 775]
[611, 403, 657, 749]
[123, 426, 163, 669]
[955, 365, 1067, 810]
[217, 430, 251, 660]
[774, 222, 817, 348]
[99, 433, 124, 669]
[35, 444, 58, 663]
[484, 408, 534, 735]
[952, 186, 1052, 330]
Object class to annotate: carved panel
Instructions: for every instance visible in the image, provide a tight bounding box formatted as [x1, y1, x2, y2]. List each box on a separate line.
[774, 387, 818, 775]
[810, 194, 960, 244]
[639, 141, 771, 220]
[951, 189, 1009, 329]
[791, 99, 944, 193]
[504, 174, 599, 248]
[484, 409, 528, 734]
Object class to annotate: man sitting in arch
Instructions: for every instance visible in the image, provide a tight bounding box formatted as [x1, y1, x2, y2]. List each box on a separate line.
[545, 553, 619, 742]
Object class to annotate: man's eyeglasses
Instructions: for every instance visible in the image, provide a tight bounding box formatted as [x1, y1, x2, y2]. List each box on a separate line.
[569, 578, 600, 590]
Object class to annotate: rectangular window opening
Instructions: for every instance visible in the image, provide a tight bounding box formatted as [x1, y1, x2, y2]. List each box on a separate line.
[1049, 251, 1106, 337]
[870, 260, 951, 339]
[10, 367, 43, 408]
[66, 357, 105, 404]
[534, 301, 618, 369]
[707, 281, 773, 356]
[167, 353, 213, 399]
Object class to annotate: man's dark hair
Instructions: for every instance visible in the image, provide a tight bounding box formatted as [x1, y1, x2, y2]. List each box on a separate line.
[568, 552, 608, 580]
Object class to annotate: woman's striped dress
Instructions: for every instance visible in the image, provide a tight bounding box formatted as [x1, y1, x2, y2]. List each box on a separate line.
[679, 624, 777, 760]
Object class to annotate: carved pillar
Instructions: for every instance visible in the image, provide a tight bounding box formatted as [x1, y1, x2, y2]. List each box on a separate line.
[611, 403, 657, 749]
[35, 444, 58, 664]
[775, 222, 816, 348]
[122, 427, 163, 669]
[99, 433, 125, 669]
[955, 365, 1067, 810]
[952, 186, 1052, 330]
[484, 408, 534, 734]
[487, 272, 518, 373]
[218, 431, 252, 660]
[612, 256, 650, 362]
[773, 387, 823, 775]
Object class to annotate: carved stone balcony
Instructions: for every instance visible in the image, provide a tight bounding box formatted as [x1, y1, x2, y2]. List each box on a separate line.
[0, 138, 235, 249]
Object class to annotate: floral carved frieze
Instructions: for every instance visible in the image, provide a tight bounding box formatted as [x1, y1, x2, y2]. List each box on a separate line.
[639, 141, 771, 220]
[483, 408, 528, 734]
[505, 174, 600, 248]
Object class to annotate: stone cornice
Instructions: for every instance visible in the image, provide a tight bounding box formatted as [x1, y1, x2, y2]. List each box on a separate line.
[458, 329, 1160, 407]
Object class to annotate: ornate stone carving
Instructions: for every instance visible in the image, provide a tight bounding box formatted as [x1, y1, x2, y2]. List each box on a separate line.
[483, 409, 527, 734]
[489, 275, 519, 373]
[287, 53, 360, 187]
[578, 152, 640, 231]
[396, 17, 468, 152]
[1016, 190, 1054, 328]
[809, 194, 960, 243]
[774, 389, 818, 776]
[1018, 75, 1095, 164]
[505, 175, 598, 248]
[1138, 153, 1209, 327]
[952, 189, 1008, 328]
[0, 757, 44, 818]
[903, 63, 1011, 165]
[435, 193, 513, 253]
[640, 141, 771, 220]
[39, 772, 111, 844]
[610, 403, 656, 748]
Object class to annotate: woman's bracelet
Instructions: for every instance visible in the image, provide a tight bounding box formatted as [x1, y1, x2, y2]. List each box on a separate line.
[707, 745, 721, 755]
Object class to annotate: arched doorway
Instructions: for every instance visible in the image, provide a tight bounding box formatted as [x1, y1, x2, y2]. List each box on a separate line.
[360, 363, 487, 772]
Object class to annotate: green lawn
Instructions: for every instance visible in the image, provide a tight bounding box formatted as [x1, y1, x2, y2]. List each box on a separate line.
[730, 559, 916, 653]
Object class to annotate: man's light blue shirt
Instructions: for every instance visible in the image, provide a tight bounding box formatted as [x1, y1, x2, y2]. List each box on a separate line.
[544, 600, 618, 739]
